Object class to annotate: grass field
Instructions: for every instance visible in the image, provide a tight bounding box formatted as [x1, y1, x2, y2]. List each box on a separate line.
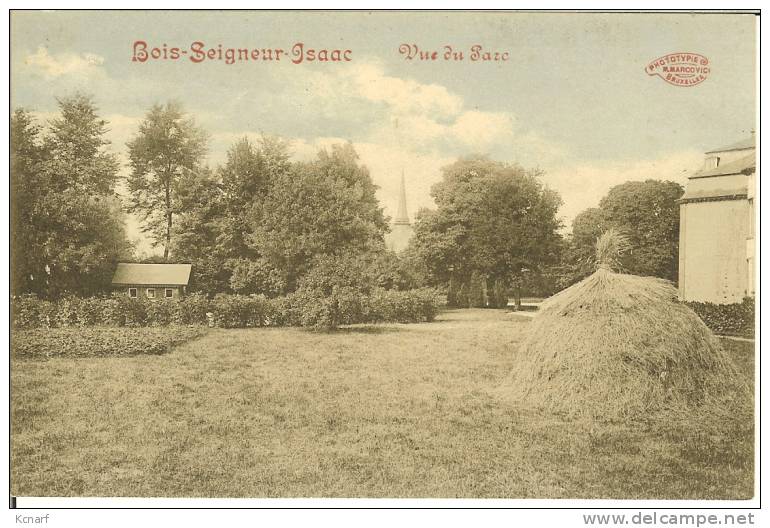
[11, 309, 754, 499]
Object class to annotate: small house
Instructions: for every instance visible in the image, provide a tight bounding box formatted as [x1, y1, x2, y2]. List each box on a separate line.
[111, 263, 192, 300]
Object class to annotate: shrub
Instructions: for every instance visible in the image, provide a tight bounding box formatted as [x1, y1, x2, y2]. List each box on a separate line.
[299, 254, 376, 294]
[415, 287, 444, 322]
[685, 297, 755, 338]
[53, 295, 80, 327]
[283, 289, 334, 330]
[114, 294, 147, 327]
[228, 258, 287, 296]
[265, 295, 298, 327]
[99, 297, 126, 327]
[75, 297, 104, 326]
[11, 296, 41, 328]
[12, 326, 208, 360]
[37, 300, 58, 328]
[144, 298, 176, 326]
[10, 288, 444, 331]
[210, 294, 269, 328]
[332, 287, 368, 326]
[176, 293, 210, 325]
[364, 288, 443, 324]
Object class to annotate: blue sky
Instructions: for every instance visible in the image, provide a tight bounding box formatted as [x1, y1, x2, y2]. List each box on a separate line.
[11, 11, 757, 255]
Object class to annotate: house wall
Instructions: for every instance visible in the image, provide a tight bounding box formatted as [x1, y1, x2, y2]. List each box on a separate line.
[115, 286, 182, 299]
[685, 174, 747, 196]
[679, 198, 750, 304]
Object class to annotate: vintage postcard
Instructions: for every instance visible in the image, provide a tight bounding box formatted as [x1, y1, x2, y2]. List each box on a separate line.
[8, 8, 760, 515]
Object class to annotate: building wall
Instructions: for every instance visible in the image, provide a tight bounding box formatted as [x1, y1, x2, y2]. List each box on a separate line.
[679, 199, 750, 303]
[685, 174, 747, 196]
[115, 286, 182, 299]
[385, 224, 414, 253]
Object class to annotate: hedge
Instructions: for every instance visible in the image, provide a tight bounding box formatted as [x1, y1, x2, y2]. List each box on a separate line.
[685, 297, 755, 339]
[12, 326, 209, 360]
[11, 288, 445, 331]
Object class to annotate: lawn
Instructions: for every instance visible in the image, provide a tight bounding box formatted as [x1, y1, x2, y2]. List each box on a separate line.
[11, 309, 754, 499]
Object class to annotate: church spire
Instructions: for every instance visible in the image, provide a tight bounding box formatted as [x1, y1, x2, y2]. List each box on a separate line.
[394, 170, 410, 225]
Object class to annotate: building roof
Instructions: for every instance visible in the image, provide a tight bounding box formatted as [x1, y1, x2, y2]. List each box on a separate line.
[680, 185, 748, 202]
[705, 136, 755, 154]
[112, 263, 192, 286]
[394, 171, 410, 226]
[692, 153, 756, 178]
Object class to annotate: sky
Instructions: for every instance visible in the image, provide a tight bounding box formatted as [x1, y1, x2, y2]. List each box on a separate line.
[10, 10, 757, 256]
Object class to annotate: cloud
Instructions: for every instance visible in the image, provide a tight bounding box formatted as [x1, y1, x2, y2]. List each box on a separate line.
[260, 61, 570, 226]
[288, 136, 354, 162]
[451, 110, 516, 151]
[353, 142, 451, 222]
[341, 62, 519, 154]
[545, 149, 703, 230]
[271, 61, 527, 158]
[346, 62, 463, 119]
[24, 46, 105, 78]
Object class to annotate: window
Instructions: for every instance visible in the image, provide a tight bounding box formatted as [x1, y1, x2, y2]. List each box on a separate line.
[146, 288, 156, 299]
[128, 288, 138, 298]
[165, 288, 174, 298]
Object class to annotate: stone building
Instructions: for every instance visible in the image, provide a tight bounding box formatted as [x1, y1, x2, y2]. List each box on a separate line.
[678, 136, 756, 303]
[385, 172, 414, 253]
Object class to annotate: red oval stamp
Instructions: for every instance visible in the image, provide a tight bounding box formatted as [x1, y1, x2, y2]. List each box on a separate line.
[645, 52, 710, 87]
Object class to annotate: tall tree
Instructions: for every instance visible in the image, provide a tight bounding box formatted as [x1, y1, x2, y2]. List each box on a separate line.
[169, 166, 229, 293]
[248, 143, 388, 291]
[43, 93, 119, 195]
[568, 180, 684, 282]
[217, 136, 290, 265]
[11, 95, 132, 297]
[411, 156, 563, 307]
[169, 135, 292, 294]
[11, 109, 47, 294]
[126, 102, 208, 260]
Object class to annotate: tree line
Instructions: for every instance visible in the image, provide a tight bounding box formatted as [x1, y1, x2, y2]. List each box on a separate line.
[11, 93, 684, 303]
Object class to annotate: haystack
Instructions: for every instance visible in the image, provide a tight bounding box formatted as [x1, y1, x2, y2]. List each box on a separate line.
[499, 230, 749, 421]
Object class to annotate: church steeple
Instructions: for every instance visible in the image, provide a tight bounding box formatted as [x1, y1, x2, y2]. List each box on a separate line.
[394, 170, 410, 225]
[385, 170, 415, 253]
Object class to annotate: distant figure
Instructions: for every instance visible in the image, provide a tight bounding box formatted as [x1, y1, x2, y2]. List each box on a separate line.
[678, 135, 756, 303]
[385, 171, 414, 253]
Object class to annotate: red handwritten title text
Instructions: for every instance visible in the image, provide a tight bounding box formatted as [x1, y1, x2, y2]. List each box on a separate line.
[132, 41, 352, 65]
[399, 44, 510, 62]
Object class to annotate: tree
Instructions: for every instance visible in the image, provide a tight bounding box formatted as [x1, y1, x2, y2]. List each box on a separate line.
[36, 194, 133, 296]
[43, 93, 119, 195]
[168, 135, 292, 294]
[568, 180, 684, 283]
[126, 102, 208, 260]
[248, 143, 388, 291]
[168, 166, 231, 293]
[410, 156, 563, 308]
[11, 109, 47, 295]
[555, 207, 611, 286]
[11, 96, 132, 297]
[217, 135, 291, 291]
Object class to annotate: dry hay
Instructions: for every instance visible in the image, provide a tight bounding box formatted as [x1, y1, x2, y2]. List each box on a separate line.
[499, 232, 751, 422]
